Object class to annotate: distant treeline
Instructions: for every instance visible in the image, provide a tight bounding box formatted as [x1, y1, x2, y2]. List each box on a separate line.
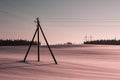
[0, 39, 37, 46]
[84, 39, 120, 45]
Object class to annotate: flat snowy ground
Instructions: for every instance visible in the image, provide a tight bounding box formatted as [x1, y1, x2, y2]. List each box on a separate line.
[0, 45, 120, 80]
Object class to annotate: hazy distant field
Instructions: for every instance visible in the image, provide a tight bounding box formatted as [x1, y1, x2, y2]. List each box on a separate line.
[0, 45, 120, 80]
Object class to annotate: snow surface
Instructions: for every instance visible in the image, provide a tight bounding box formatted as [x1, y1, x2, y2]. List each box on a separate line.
[0, 45, 120, 80]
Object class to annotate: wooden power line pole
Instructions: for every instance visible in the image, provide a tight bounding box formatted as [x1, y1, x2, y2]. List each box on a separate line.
[23, 17, 57, 64]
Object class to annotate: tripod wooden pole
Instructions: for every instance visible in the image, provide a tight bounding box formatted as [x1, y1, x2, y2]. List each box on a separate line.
[23, 17, 57, 64]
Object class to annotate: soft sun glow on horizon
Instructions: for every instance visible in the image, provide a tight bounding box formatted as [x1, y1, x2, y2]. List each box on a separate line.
[1, 0, 120, 45]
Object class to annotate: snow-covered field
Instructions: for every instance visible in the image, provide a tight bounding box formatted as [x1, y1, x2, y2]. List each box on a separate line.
[0, 45, 120, 80]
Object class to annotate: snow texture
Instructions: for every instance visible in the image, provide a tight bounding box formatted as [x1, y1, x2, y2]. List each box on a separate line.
[0, 45, 120, 80]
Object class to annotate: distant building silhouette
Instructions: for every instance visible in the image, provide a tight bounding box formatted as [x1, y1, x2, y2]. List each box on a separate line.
[84, 39, 120, 45]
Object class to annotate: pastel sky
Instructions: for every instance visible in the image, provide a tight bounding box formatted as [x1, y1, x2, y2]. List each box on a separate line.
[1, 0, 120, 44]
